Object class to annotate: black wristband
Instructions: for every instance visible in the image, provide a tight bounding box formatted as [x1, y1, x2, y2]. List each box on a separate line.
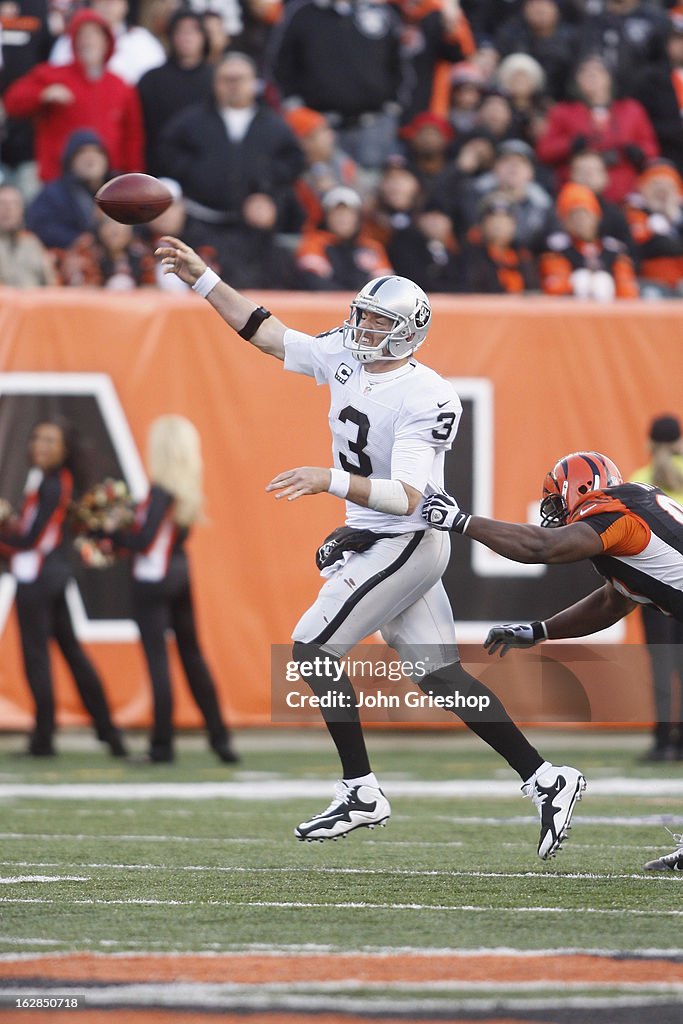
[451, 511, 472, 535]
[238, 306, 272, 340]
[531, 621, 546, 642]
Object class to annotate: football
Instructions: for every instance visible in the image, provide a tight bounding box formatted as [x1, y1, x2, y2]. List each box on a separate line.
[95, 173, 173, 225]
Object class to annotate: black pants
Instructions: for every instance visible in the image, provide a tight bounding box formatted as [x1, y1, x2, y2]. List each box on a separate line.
[15, 568, 117, 752]
[132, 554, 228, 758]
[641, 604, 683, 748]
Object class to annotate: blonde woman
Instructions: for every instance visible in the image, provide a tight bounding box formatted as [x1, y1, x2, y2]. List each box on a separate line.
[108, 415, 238, 764]
[631, 414, 683, 762]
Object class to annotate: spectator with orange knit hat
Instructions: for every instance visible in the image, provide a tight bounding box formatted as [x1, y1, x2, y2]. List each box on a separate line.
[284, 107, 359, 231]
[540, 182, 638, 299]
[625, 159, 683, 297]
[295, 185, 393, 291]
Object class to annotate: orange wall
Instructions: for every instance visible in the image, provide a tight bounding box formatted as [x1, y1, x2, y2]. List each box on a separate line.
[0, 289, 681, 730]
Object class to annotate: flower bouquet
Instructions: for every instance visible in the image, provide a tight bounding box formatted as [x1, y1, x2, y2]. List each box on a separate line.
[71, 478, 135, 569]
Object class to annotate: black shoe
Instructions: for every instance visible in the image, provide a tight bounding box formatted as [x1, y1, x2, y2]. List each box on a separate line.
[25, 732, 56, 757]
[211, 740, 240, 764]
[128, 751, 174, 765]
[13, 746, 56, 758]
[106, 731, 128, 758]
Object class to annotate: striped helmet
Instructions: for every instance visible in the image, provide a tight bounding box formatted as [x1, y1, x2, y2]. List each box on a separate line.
[342, 276, 432, 363]
[540, 451, 623, 527]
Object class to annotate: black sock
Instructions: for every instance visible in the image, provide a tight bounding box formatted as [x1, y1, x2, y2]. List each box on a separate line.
[292, 642, 371, 778]
[418, 662, 543, 781]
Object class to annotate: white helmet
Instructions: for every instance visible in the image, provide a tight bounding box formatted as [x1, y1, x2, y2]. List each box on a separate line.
[342, 276, 432, 363]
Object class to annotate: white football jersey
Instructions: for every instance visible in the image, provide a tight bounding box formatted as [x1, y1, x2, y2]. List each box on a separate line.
[284, 327, 462, 533]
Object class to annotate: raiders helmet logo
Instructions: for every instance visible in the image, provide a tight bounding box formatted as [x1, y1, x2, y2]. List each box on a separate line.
[415, 301, 431, 330]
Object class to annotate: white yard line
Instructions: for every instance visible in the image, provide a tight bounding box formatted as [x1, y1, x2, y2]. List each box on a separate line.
[1, 897, 682, 915]
[0, 876, 88, 884]
[3, 778, 683, 799]
[0, 861, 674, 883]
[0, 833, 261, 843]
[2, 944, 683, 959]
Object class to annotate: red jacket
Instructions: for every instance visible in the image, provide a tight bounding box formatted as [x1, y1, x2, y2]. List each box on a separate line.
[3, 10, 145, 182]
[536, 98, 659, 204]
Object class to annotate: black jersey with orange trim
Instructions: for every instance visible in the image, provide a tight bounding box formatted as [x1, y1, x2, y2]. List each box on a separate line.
[0, 467, 73, 583]
[111, 484, 188, 583]
[567, 483, 683, 620]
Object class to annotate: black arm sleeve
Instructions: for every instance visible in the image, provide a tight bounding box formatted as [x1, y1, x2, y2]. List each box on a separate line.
[110, 486, 173, 552]
[0, 475, 63, 550]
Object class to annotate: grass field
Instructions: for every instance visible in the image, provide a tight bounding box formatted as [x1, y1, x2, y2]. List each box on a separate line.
[0, 727, 682, 1024]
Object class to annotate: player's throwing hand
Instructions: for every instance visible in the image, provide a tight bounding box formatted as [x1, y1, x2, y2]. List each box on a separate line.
[154, 235, 207, 286]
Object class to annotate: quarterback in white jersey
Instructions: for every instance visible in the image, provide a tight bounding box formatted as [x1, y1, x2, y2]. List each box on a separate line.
[283, 326, 461, 535]
[156, 236, 586, 862]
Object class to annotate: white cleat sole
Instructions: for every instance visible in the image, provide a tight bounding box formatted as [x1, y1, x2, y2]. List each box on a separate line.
[295, 818, 389, 843]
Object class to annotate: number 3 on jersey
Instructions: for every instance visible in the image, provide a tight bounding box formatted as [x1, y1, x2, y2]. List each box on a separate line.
[338, 406, 373, 476]
[432, 411, 456, 442]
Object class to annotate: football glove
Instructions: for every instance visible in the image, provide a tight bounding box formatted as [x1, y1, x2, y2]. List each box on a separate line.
[484, 621, 547, 658]
[422, 494, 471, 533]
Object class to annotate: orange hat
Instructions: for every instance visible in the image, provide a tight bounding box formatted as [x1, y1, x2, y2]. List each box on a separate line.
[285, 107, 327, 139]
[556, 183, 600, 218]
[638, 159, 683, 194]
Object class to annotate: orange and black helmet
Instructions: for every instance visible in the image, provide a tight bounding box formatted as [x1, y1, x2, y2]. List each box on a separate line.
[540, 451, 623, 527]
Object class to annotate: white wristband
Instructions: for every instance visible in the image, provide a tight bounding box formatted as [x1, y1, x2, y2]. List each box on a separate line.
[328, 468, 351, 498]
[192, 268, 220, 298]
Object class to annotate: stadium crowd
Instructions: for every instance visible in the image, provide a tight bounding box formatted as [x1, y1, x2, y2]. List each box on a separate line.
[0, 0, 682, 296]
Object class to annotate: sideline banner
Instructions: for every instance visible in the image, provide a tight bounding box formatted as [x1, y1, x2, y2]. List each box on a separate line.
[0, 289, 680, 729]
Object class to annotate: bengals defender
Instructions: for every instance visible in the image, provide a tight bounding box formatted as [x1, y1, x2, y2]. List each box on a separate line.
[422, 450, 683, 871]
[155, 235, 585, 861]
[423, 450, 683, 633]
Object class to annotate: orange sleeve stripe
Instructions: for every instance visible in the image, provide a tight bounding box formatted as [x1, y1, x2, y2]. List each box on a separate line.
[598, 513, 651, 557]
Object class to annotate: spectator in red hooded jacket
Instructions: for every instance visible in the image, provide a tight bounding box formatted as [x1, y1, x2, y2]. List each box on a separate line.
[535, 54, 658, 204]
[2, 9, 145, 183]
